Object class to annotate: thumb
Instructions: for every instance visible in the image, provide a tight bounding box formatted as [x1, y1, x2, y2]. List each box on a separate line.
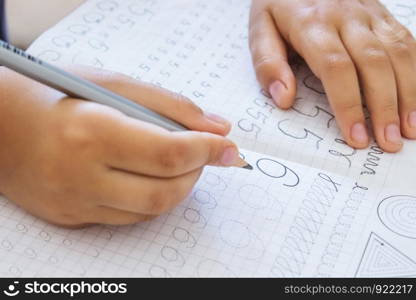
[249, 10, 296, 109]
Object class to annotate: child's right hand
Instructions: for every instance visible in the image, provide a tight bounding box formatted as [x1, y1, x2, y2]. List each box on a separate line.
[0, 66, 237, 227]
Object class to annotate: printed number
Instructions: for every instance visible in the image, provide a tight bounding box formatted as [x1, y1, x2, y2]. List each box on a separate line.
[253, 98, 275, 113]
[256, 158, 300, 187]
[246, 108, 268, 124]
[278, 119, 323, 149]
[238, 119, 261, 139]
[97, 0, 118, 12]
[117, 14, 135, 27]
[139, 63, 151, 72]
[172, 227, 196, 248]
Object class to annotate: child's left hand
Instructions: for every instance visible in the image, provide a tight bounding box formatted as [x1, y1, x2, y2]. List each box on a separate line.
[249, 0, 416, 153]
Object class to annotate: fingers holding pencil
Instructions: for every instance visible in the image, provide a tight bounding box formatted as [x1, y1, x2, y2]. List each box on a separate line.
[61, 66, 248, 175]
[0, 63, 250, 227]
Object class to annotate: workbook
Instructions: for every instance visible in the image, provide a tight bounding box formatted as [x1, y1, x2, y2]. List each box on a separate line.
[1, 0, 415, 277]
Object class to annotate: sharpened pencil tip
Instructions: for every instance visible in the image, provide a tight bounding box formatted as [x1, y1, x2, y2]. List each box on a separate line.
[242, 163, 253, 170]
[233, 157, 253, 170]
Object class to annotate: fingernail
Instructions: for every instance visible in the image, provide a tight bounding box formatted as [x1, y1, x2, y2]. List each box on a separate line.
[269, 80, 285, 107]
[385, 123, 402, 145]
[220, 147, 240, 166]
[205, 112, 231, 128]
[409, 111, 416, 128]
[351, 123, 369, 144]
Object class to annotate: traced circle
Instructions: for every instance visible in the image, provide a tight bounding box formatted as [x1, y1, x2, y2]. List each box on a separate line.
[204, 173, 220, 185]
[197, 259, 236, 277]
[193, 189, 217, 209]
[172, 227, 196, 248]
[194, 190, 211, 205]
[148, 265, 171, 278]
[38, 230, 51, 242]
[48, 256, 59, 264]
[8, 266, 21, 276]
[62, 239, 73, 247]
[238, 184, 271, 209]
[16, 223, 28, 233]
[219, 220, 251, 248]
[256, 158, 300, 187]
[270, 266, 286, 277]
[97, 0, 118, 11]
[88, 39, 109, 51]
[52, 35, 76, 48]
[83, 12, 105, 23]
[24, 248, 37, 259]
[377, 195, 416, 239]
[72, 53, 104, 69]
[203, 172, 227, 190]
[37, 50, 61, 62]
[257, 158, 287, 179]
[68, 24, 90, 35]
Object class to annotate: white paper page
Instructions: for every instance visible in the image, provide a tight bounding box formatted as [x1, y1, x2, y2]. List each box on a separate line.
[0, 150, 385, 277]
[0, 0, 414, 277]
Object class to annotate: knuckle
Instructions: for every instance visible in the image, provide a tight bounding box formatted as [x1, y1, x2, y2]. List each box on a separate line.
[291, 4, 338, 30]
[395, 26, 414, 43]
[378, 101, 398, 114]
[248, 13, 265, 39]
[38, 163, 64, 191]
[296, 7, 326, 27]
[253, 54, 283, 73]
[336, 100, 363, 113]
[41, 200, 85, 227]
[158, 139, 190, 173]
[368, 99, 397, 115]
[388, 41, 411, 57]
[291, 19, 318, 39]
[57, 212, 84, 226]
[360, 47, 389, 66]
[37, 156, 74, 194]
[321, 52, 353, 73]
[95, 71, 132, 90]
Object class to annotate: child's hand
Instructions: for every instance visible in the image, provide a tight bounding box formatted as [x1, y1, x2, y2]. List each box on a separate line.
[249, 0, 416, 152]
[0, 66, 236, 227]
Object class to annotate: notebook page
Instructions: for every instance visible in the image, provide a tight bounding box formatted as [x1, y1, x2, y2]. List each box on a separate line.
[0, 149, 391, 277]
[0, 0, 413, 277]
[27, 0, 416, 192]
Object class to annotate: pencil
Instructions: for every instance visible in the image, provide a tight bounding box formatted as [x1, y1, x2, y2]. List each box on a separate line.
[0, 40, 252, 170]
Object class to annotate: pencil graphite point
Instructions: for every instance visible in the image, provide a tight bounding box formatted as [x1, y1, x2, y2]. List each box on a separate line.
[243, 163, 253, 170]
[234, 157, 253, 170]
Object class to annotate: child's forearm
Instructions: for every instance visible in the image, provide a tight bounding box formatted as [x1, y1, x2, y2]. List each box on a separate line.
[6, 0, 85, 48]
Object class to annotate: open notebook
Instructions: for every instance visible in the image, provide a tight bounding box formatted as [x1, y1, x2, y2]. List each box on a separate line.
[1, 0, 415, 277]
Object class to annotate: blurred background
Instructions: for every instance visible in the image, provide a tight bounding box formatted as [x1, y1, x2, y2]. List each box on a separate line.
[6, 0, 84, 48]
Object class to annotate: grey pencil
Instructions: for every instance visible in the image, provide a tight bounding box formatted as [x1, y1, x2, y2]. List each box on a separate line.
[0, 40, 252, 170]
